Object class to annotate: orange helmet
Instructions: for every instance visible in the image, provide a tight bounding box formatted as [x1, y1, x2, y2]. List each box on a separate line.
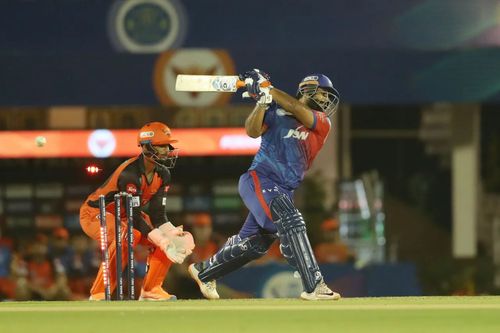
[137, 122, 178, 147]
[138, 122, 179, 169]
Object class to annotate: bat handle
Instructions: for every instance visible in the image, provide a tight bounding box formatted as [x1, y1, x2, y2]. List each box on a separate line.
[236, 80, 246, 89]
[236, 80, 271, 89]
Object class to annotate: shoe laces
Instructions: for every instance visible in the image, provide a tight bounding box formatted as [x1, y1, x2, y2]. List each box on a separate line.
[317, 281, 333, 294]
[206, 280, 216, 291]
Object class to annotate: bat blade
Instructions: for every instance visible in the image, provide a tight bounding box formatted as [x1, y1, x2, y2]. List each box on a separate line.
[175, 75, 242, 92]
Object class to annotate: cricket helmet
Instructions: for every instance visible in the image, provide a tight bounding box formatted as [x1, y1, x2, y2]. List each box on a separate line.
[296, 74, 340, 116]
[137, 122, 179, 169]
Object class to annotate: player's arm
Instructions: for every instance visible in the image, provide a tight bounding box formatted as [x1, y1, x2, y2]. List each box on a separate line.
[148, 165, 171, 228]
[245, 104, 268, 138]
[270, 88, 315, 128]
[147, 165, 194, 263]
[241, 69, 314, 129]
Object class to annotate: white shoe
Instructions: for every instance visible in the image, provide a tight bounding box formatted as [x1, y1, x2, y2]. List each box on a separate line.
[188, 264, 220, 300]
[300, 280, 341, 301]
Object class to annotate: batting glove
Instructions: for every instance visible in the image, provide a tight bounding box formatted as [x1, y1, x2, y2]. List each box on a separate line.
[239, 69, 273, 106]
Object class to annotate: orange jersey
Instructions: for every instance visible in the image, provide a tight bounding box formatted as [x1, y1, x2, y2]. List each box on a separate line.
[84, 154, 171, 236]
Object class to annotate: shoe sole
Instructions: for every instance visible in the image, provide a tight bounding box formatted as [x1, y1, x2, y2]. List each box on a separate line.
[300, 292, 341, 301]
[138, 295, 177, 301]
[188, 264, 219, 300]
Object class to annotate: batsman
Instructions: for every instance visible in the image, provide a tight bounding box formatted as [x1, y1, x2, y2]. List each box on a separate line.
[80, 122, 195, 301]
[189, 69, 341, 300]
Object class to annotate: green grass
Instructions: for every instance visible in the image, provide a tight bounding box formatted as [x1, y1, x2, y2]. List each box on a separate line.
[1, 297, 500, 333]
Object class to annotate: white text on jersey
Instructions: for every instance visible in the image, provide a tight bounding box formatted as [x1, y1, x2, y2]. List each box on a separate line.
[283, 129, 309, 140]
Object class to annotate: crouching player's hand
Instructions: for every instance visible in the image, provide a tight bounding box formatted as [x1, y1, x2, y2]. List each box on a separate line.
[148, 222, 195, 264]
[239, 69, 273, 106]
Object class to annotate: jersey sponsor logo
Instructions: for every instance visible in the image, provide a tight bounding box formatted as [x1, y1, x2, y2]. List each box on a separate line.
[126, 183, 138, 194]
[131, 196, 141, 207]
[283, 128, 309, 141]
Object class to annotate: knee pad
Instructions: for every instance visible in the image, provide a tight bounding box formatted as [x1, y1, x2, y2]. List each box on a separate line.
[198, 233, 277, 282]
[270, 194, 322, 293]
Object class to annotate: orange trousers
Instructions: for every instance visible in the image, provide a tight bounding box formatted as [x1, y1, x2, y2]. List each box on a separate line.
[79, 204, 172, 296]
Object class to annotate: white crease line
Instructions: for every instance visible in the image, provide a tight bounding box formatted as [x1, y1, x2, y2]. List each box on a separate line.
[1, 304, 500, 312]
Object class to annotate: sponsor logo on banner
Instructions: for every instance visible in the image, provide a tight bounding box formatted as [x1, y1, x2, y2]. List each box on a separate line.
[108, 0, 187, 53]
[154, 49, 236, 107]
[126, 184, 138, 194]
[261, 271, 303, 298]
[87, 129, 117, 158]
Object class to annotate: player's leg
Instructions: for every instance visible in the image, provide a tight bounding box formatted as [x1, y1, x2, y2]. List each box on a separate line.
[81, 204, 142, 300]
[139, 247, 176, 301]
[189, 213, 276, 299]
[192, 214, 277, 278]
[270, 194, 340, 300]
[138, 212, 176, 301]
[80, 204, 115, 300]
[189, 172, 278, 299]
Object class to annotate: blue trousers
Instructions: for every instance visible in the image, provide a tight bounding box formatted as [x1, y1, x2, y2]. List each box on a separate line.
[238, 170, 293, 239]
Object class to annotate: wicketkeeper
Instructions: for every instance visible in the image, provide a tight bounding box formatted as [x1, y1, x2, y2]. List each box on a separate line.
[80, 122, 194, 301]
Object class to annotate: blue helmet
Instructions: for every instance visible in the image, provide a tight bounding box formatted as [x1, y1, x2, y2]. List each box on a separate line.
[296, 74, 340, 116]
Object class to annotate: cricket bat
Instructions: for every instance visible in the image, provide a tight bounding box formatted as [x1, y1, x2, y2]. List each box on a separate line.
[175, 75, 245, 92]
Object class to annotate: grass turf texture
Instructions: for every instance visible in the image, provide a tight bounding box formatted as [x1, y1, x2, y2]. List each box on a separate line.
[1, 296, 500, 333]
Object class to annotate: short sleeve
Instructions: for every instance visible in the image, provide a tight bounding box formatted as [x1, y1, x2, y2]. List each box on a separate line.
[311, 111, 331, 136]
[117, 170, 142, 196]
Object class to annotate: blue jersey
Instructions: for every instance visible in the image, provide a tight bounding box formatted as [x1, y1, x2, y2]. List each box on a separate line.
[249, 103, 331, 190]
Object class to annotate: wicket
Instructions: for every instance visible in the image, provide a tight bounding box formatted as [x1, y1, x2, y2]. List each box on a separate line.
[98, 193, 135, 300]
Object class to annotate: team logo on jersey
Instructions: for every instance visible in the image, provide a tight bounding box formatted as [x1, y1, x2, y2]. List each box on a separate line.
[283, 128, 309, 141]
[108, 0, 187, 53]
[126, 184, 138, 194]
[153, 49, 236, 106]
